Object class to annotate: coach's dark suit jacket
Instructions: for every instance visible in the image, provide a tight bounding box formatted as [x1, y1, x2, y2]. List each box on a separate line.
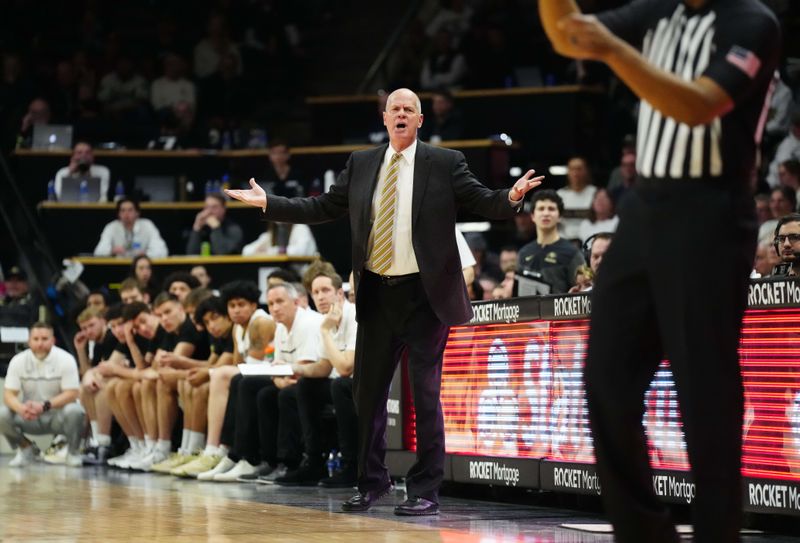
[264, 140, 518, 326]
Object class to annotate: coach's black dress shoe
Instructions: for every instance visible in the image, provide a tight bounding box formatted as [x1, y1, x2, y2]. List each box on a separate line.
[341, 482, 394, 512]
[394, 497, 439, 516]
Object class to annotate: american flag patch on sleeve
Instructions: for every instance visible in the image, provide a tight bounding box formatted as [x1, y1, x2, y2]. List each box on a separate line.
[726, 45, 761, 79]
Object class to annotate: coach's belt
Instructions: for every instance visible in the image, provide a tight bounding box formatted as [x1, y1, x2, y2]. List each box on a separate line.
[367, 271, 420, 286]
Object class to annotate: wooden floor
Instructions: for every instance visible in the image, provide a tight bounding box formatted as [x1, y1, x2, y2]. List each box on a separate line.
[0, 458, 797, 542]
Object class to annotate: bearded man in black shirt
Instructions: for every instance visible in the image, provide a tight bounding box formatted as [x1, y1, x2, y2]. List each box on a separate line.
[541, 1, 780, 541]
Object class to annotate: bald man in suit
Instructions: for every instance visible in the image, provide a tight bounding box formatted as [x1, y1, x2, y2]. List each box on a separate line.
[227, 88, 543, 515]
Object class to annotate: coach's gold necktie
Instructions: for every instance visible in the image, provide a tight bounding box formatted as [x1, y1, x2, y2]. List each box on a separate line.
[369, 152, 402, 274]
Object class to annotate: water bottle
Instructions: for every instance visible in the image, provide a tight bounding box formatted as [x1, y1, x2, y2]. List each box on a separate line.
[79, 179, 90, 202]
[212, 179, 221, 194]
[47, 179, 57, 201]
[114, 180, 125, 202]
[323, 169, 335, 193]
[221, 130, 232, 150]
[220, 174, 230, 197]
[200, 241, 211, 257]
[204, 180, 213, 196]
[335, 451, 342, 472]
[327, 450, 338, 477]
[309, 178, 322, 197]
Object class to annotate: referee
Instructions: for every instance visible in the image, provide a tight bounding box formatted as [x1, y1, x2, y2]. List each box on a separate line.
[540, 1, 780, 541]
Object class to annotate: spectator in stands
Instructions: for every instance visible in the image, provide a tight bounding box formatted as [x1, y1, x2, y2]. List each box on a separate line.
[778, 159, 800, 202]
[464, 232, 502, 282]
[607, 150, 638, 204]
[73, 307, 117, 464]
[499, 246, 518, 274]
[0, 266, 39, 327]
[759, 186, 797, 244]
[86, 290, 108, 313]
[0, 322, 85, 467]
[50, 60, 79, 121]
[242, 222, 317, 256]
[277, 262, 357, 486]
[191, 265, 213, 289]
[570, 233, 614, 293]
[755, 193, 773, 229]
[767, 109, 800, 188]
[753, 241, 779, 278]
[259, 140, 309, 198]
[198, 51, 249, 125]
[194, 14, 242, 80]
[163, 271, 201, 303]
[186, 193, 243, 255]
[16, 97, 51, 149]
[557, 156, 597, 241]
[194, 281, 275, 481]
[97, 56, 149, 120]
[570, 265, 594, 293]
[94, 198, 169, 258]
[151, 53, 196, 113]
[420, 29, 468, 91]
[426, 0, 474, 45]
[169, 295, 235, 477]
[772, 213, 800, 275]
[491, 270, 515, 300]
[53, 141, 111, 202]
[119, 277, 149, 305]
[518, 190, 585, 294]
[578, 188, 619, 243]
[588, 233, 613, 276]
[511, 203, 536, 247]
[478, 274, 499, 301]
[418, 89, 465, 143]
[130, 255, 158, 300]
[764, 72, 794, 152]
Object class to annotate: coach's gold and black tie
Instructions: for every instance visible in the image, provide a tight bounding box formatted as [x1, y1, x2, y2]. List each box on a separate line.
[370, 152, 402, 275]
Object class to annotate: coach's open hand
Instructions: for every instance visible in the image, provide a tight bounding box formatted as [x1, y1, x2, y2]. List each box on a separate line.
[225, 178, 267, 212]
[509, 169, 545, 204]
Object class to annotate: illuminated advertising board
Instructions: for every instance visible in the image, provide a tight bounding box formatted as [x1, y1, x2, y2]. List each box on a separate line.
[433, 280, 800, 515]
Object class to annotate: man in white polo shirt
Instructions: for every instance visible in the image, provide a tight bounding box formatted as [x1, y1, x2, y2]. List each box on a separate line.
[0, 322, 85, 467]
[275, 263, 357, 486]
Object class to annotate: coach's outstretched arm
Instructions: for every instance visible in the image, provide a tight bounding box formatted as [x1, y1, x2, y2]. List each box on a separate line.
[226, 179, 268, 212]
[538, 0, 733, 127]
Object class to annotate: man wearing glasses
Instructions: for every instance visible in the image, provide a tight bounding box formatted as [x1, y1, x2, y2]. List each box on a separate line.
[773, 214, 800, 275]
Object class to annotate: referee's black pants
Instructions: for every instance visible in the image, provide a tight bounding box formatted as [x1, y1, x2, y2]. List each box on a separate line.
[585, 180, 755, 543]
